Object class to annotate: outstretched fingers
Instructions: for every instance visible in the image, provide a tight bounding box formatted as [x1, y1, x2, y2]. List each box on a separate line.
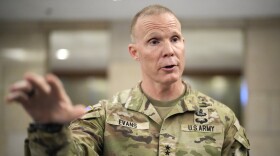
[9, 80, 32, 93]
[45, 74, 70, 102]
[6, 80, 31, 102]
[24, 72, 51, 96]
[6, 72, 86, 124]
[46, 74, 87, 123]
[6, 91, 29, 104]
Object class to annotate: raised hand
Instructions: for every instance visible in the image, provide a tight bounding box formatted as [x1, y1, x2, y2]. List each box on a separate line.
[6, 72, 86, 124]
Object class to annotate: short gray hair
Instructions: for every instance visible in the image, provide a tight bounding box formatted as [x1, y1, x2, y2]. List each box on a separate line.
[130, 4, 178, 42]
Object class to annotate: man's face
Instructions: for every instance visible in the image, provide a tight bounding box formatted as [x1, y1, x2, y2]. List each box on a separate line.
[129, 13, 185, 85]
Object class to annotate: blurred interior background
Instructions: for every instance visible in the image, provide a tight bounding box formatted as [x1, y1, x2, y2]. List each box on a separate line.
[0, 0, 280, 155]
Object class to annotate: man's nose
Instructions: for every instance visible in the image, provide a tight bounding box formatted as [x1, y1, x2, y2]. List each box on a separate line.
[162, 41, 175, 57]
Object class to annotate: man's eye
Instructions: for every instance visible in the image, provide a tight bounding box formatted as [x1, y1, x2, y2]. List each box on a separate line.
[171, 36, 179, 42]
[148, 39, 160, 45]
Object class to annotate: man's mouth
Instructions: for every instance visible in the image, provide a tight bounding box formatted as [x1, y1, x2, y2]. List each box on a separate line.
[162, 65, 177, 70]
[164, 65, 175, 69]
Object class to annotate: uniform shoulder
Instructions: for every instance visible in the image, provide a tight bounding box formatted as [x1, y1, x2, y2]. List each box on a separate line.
[82, 88, 134, 118]
[110, 88, 132, 105]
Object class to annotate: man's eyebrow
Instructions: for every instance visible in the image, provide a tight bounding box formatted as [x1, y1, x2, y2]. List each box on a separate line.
[171, 31, 182, 36]
[146, 32, 160, 37]
[144, 32, 161, 39]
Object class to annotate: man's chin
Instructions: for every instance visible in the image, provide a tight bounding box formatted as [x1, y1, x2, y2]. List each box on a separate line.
[160, 75, 181, 85]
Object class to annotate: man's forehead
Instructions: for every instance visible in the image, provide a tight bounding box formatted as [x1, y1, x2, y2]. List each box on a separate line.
[135, 13, 181, 34]
[137, 13, 179, 25]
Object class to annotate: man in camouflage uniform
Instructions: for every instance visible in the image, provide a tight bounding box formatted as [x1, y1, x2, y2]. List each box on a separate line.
[7, 4, 249, 156]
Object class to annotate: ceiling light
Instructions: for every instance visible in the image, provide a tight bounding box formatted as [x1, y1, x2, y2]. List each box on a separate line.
[56, 49, 69, 60]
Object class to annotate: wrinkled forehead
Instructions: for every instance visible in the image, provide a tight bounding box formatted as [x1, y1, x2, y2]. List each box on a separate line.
[133, 13, 182, 38]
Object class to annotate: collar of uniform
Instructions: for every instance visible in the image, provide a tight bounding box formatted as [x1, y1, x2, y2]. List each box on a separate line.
[182, 81, 199, 112]
[124, 83, 162, 124]
[123, 81, 200, 125]
[124, 81, 199, 113]
[166, 81, 198, 117]
[123, 82, 146, 111]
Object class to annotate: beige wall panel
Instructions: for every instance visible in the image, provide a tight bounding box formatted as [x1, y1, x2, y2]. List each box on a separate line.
[245, 20, 280, 156]
[108, 61, 141, 97]
[0, 28, 46, 156]
[246, 27, 280, 91]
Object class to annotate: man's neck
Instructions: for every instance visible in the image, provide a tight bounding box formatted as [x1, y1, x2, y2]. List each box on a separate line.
[141, 79, 185, 102]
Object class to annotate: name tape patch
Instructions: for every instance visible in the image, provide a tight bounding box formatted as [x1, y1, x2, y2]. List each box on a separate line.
[119, 119, 137, 128]
[107, 119, 149, 130]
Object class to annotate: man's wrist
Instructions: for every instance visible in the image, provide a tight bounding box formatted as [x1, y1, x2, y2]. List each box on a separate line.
[28, 123, 64, 133]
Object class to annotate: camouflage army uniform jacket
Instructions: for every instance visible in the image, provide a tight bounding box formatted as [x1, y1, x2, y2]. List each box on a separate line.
[25, 82, 250, 156]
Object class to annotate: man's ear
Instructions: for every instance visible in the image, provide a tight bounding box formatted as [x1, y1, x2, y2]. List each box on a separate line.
[128, 43, 139, 61]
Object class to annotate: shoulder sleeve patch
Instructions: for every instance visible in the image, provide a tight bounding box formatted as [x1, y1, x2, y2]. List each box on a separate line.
[81, 110, 101, 120]
[81, 103, 103, 120]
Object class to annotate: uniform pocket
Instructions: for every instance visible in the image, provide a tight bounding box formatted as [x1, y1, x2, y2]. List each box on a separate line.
[106, 114, 152, 145]
[178, 124, 224, 155]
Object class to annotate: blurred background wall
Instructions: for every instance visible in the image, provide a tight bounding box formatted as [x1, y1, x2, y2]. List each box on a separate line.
[0, 0, 280, 155]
